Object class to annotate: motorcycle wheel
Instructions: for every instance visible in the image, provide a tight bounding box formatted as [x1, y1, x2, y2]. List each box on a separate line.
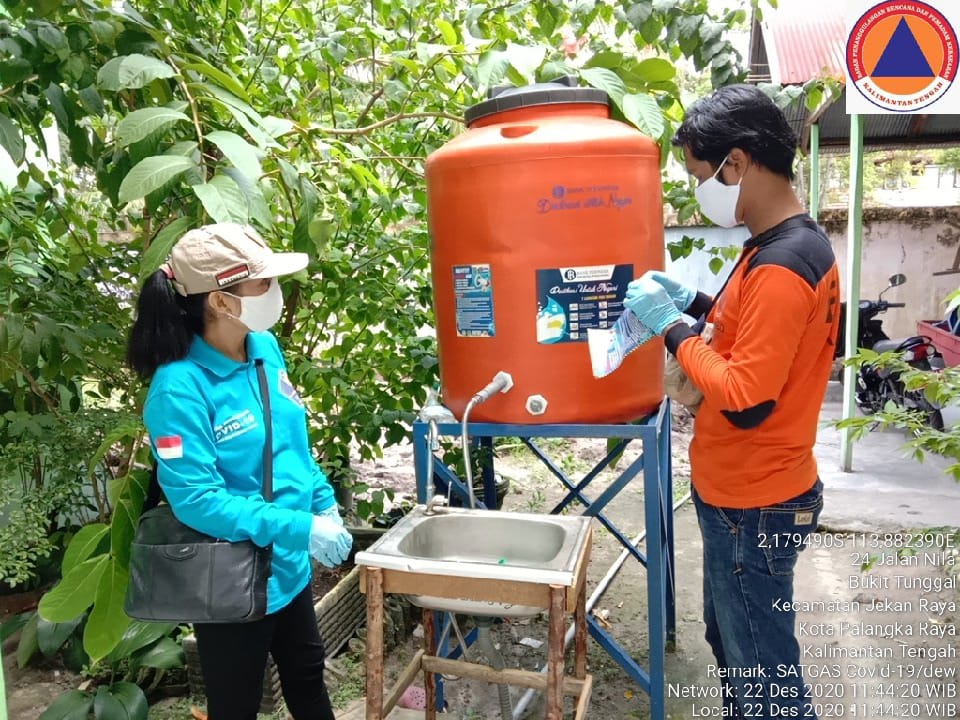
[855, 373, 884, 415]
[909, 392, 944, 431]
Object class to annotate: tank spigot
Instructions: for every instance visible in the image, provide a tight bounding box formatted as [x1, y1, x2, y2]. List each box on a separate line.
[526, 394, 548, 416]
[473, 371, 514, 403]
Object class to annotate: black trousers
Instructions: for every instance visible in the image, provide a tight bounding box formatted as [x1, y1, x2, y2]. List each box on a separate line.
[193, 585, 336, 720]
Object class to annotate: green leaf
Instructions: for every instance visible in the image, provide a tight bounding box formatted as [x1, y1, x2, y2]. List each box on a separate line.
[181, 60, 250, 102]
[206, 130, 263, 182]
[580, 67, 626, 106]
[38, 555, 108, 623]
[622, 93, 665, 138]
[97, 53, 175, 92]
[635, 57, 676, 83]
[260, 116, 295, 139]
[141, 217, 193, 280]
[37, 614, 83, 657]
[0, 57, 33, 86]
[106, 682, 149, 720]
[38, 690, 93, 720]
[584, 51, 624, 70]
[107, 621, 177, 665]
[115, 107, 190, 148]
[93, 686, 125, 720]
[62, 523, 109, 576]
[0, 612, 31, 643]
[89, 20, 117, 45]
[477, 50, 510, 89]
[625, 3, 653, 27]
[16, 612, 39, 668]
[504, 43, 546, 82]
[108, 476, 149, 568]
[137, 636, 184, 670]
[37, 22, 68, 54]
[436, 19, 457, 45]
[222, 168, 273, 228]
[84, 562, 130, 662]
[192, 174, 249, 224]
[78, 86, 106, 116]
[709, 256, 725, 274]
[0, 113, 25, 164]
[118, 155, 196, 203]
[194, 82, 274, 148]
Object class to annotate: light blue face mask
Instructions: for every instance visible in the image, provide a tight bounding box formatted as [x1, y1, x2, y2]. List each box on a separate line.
[695, 154, 743, 228]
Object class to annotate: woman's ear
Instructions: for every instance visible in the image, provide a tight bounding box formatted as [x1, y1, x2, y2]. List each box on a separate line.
[207, 290, 238, 316]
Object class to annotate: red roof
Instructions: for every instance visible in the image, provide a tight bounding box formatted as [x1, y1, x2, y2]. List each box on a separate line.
[758, 0, 847, 85]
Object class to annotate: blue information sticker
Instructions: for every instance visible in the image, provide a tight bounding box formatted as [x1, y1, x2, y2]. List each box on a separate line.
[535, 264, 634, 344]
[453, 264, 495, 337]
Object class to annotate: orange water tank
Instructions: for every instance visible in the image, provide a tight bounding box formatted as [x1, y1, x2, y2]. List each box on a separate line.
[426, 82, 665, 424]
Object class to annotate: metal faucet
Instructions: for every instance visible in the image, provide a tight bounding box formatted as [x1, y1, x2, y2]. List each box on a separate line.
[418, 390, 456, 514]
[424, 493, 449, 515]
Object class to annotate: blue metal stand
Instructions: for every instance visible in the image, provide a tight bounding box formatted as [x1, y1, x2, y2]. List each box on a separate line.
[412, 399, 676, 720]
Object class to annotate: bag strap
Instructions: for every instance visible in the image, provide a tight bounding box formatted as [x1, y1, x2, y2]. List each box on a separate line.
[143, 358, 275, 512]
[254, 359, 274, 502]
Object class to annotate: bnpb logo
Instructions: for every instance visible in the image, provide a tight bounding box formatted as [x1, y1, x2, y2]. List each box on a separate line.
[847, 1, 957, 112]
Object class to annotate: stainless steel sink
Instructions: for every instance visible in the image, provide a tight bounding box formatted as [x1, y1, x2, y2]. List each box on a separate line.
[355, 505, 592, 617]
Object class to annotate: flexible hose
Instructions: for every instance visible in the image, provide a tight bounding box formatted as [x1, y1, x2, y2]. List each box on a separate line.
[461, 396, 481, 509]
[476, 621, 513, 720]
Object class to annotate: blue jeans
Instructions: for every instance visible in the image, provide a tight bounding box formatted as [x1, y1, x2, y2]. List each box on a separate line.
[693, 480, 823, 720]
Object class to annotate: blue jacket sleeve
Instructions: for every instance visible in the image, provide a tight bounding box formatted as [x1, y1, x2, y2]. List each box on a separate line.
[145, 389, 314, 552]
[311, 463, 336, 513]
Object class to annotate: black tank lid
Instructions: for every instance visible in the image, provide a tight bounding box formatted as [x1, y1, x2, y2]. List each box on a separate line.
[464, 77, 610, 125]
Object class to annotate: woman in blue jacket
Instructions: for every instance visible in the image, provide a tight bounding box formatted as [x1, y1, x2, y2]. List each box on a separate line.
[127, 223, 351, 720]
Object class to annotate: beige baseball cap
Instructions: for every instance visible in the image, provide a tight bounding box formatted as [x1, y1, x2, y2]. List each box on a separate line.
[162, 223, 308, 296]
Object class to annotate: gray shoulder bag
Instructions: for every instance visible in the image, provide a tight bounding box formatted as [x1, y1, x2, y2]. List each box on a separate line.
[124, 359, 274, 624]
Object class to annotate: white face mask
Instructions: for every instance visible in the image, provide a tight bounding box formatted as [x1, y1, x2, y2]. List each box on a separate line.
[694, 155, 743, 228]
[223, 279, 283, 332]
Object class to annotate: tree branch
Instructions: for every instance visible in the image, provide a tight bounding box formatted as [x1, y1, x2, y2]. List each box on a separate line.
[307, 111, 462, 136]
[169, 58, 206, 179]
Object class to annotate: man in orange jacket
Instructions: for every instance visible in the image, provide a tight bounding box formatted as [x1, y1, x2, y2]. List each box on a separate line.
[625, 84, 840, 720]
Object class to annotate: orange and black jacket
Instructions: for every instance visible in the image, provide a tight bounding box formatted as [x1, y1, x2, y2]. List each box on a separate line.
[665, 214, 840, 509]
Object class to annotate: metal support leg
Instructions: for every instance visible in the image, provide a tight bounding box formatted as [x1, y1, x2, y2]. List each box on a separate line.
[411, 404, 675, 720]
[661, 404, 677, 650]
[546, 585, 566, 719]
[365, 568, 385, 720]
[424, 608, 437, 720]
[644, 430, 666, 720]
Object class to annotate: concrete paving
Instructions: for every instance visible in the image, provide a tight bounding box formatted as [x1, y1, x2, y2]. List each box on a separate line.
[816, 401, 960, 533]
[336, 399, 960, 720]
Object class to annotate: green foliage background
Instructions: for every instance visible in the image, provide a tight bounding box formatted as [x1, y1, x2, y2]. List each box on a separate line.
[0, 2, 835, 709]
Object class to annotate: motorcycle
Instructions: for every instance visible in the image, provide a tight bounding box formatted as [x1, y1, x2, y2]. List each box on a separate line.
[835, 273, 944, 429]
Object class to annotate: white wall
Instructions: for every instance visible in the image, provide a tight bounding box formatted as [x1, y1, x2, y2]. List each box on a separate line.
[665, 208, 960, 340]
[823, 209, 960, 340]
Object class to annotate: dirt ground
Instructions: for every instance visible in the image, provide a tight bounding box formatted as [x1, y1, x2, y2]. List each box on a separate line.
[5, 406, 960, 719]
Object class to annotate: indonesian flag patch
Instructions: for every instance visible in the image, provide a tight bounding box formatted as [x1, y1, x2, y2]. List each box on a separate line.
[156, 435, 183, 460]
[215, 264, 250, 287]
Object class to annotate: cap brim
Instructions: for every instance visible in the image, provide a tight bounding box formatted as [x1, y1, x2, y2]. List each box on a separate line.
[252, 252, 309, 280]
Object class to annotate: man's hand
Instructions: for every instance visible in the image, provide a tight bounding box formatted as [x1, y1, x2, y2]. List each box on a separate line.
[644, 271, 697, 312]
[624, 273, 683, 335]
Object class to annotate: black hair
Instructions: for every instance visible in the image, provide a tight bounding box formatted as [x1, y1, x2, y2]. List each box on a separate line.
[672, 84, 799, 180]
[126, 270, 209, 380]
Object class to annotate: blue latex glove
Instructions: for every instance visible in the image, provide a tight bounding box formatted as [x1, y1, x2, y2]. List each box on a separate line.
[623, 274, 683, 335]
[644, 271, 696, 312]
[310, 513, 353, 567]
[316, 503, 345, 526]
